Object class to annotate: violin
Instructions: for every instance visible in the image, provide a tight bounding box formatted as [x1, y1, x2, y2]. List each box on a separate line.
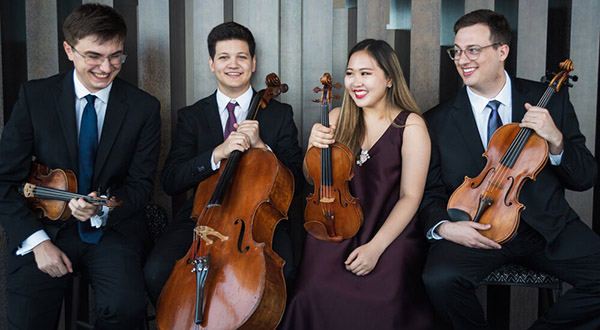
[156, 73, 293, 330]
[19, 162, 122, 220]
[304, 73, 363, 242]
[447, 59, 576, 243]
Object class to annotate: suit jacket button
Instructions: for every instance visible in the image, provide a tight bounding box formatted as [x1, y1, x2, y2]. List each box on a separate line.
[197, 166, 205, 172]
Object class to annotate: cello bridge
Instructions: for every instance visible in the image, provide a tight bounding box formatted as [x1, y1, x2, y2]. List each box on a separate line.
[194, 225, 229, 245]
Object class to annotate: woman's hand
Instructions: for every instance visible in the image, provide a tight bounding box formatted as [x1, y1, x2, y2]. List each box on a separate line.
[344, 242, 384, 276]
[307, 123, 336, 149]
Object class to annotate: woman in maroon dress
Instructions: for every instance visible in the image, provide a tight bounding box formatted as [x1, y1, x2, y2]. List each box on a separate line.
[281, 39, 436, 329]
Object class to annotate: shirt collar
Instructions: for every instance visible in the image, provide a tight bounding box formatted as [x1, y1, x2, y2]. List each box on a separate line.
[72, 70, 112, 104]
[216, 86, 253, 115]
[466, 71, 512, 114]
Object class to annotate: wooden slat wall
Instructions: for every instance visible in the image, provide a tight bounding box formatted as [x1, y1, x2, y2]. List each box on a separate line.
[1, 1, 599, 327]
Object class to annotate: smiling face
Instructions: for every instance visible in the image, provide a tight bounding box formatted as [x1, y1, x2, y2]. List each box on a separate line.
[344, 50, 391, 112]
[64, 35, 124, 93]
[209, 39, 256, 99]
[454, 23, 508, 98]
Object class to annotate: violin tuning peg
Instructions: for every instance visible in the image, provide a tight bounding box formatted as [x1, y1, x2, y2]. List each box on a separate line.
[333, 83, 342, 90]
[313, 87, 322, 93]
[569, 75, 578, 82]
[333, 94, 341, 100]
[312, 98, 320, 102]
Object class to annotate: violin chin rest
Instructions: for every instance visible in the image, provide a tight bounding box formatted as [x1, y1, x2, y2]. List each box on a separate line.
[448, 208, 471, 222]
[304, 221, 344, 243]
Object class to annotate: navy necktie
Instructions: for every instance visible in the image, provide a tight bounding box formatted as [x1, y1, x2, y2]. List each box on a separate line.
[78, 94, 102, 243]
[224, 101, 238, 139]
[486, 100, 502, 145]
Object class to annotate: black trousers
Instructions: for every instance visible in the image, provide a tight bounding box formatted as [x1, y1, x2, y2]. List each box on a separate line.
[143, 216, 296, 307]
[422, 222, 600, 330]
[6, 224, 148, 330]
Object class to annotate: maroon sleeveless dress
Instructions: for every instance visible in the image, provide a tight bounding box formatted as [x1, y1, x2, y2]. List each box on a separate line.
[281, 111, 435, 329]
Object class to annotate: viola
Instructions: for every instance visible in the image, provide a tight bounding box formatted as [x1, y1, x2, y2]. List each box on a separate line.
[156, 73, 292, 329]
[304, 73, 363, 242]
[447, 59, 576, 243]
[19, 162, 122, 220]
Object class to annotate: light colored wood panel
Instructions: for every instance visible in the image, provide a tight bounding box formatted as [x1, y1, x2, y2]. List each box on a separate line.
[280, 0, 303, 143]
[25, 0, 58, 80]
[516, 0, 547, 81]
[186, 0, 224, 104]
[138, 0, 172, 215]
[410, 0, 441, 111]
[565, 0, 599, 228]
[233, 0, 280, 91]
[302, 0, 333, 148]
[357, 0, 390, 42]
[465, 0, 493, 13]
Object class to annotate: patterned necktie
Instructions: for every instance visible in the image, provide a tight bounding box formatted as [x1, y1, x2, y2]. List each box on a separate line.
[486, 100, 502, 145]
[78, 94, 102, 243]
[224, 101, 238, 139]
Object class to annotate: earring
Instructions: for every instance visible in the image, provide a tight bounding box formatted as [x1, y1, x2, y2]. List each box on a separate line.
[387, 84, 392, 88]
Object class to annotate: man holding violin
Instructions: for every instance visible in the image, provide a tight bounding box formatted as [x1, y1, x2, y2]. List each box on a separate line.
[0, 4, 160, 329]
[143, 21, 303, 307]
[420, 9, 600, 329]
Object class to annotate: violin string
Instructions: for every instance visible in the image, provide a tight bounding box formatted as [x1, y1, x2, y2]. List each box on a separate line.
[31, 186, 105, 204]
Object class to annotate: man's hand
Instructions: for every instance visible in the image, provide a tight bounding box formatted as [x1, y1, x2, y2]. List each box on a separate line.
[235, 120, 266, 149]
[521, 103, 563, 155]
[437, 221, 502, 249]
[68, 192, 99, 222]
[32, 240, 73, 278]
[213, 131, 251, 164]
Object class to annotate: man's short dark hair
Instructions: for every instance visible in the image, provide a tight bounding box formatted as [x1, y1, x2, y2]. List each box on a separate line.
[454, 9, 512, 46]
[207, 22, 256, 59]
[63, 4, 127, 46]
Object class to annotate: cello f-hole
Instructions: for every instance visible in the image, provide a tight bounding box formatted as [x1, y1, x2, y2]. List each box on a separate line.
[234, 218, 250, 253]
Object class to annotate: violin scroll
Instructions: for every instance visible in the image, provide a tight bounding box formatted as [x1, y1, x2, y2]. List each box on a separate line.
[312, 73, 341, 103]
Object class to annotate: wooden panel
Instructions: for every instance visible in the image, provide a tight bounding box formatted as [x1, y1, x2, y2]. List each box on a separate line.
[280, 0, 303, 142]
[234, 0, 280, 90]
[302, 0, 333, 148]
[138, 0, 172, 215]
[25, 0, 58, 80]
[186, 0, 224, 104]
[565, 0, 599, 228]
[465, 0, 493, 12]
[357, 0, 389, 42]
[410, 0, 441, 111]
[517, 0, 547, 80]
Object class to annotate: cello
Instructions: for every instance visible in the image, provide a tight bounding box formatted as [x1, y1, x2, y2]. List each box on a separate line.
[447, 59, 576, 243]
[304, 73, 363, 242]
[156, 73, 293, 330]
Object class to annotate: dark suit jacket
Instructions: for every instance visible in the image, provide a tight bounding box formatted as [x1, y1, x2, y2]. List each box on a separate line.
[0, 71, 161, 265]
[161, 90, 303, 221]
[420, 77, 600, 260]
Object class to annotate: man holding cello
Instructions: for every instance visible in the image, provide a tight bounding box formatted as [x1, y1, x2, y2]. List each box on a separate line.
[143, 21, 303, 309]
[420, 9, 600, 329]
[0, 4, 161, 329]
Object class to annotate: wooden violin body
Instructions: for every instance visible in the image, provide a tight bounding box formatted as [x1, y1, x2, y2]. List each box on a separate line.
[447, 59, 575, 244]
[19, 162, 121, 220]
[447, 123, 548, 243]
[303, 73, 363, 242]
[304, 142, 363, 242]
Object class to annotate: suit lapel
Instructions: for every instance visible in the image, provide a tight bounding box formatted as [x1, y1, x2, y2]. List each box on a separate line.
[94, 79, 128, 182]
[511, 78, 529, 123]
[450, 88, 487, 168]
[204, 92, 226, 143]
[54, 72, 78, 170]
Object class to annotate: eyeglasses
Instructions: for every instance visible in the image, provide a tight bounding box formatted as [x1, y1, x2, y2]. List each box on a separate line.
[447, 43, 501, 61]
[69, 43, 127, 66]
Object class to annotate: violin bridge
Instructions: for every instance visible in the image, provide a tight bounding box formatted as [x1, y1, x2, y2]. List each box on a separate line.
[319, 197, 335, 203]
[194, 225, 229, 245]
